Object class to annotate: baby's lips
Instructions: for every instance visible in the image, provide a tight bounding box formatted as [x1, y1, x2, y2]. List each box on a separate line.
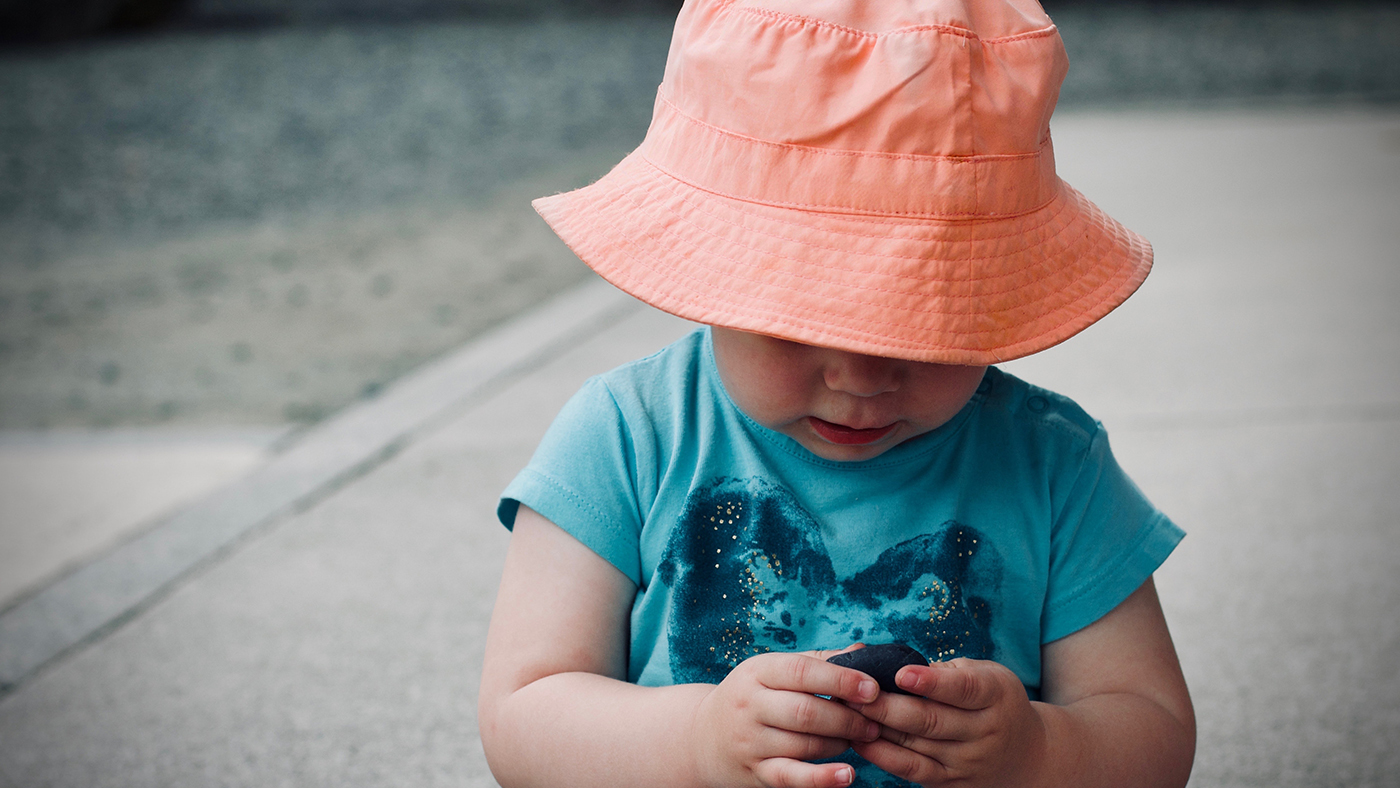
[808, 417, 897, 445]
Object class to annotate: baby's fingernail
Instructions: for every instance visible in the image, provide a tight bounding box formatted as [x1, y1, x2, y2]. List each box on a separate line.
[835, 765, 855, 786]
[859, 679, 879, 701]
[897, 670, 919, 690]
[864, 722, 881, 741]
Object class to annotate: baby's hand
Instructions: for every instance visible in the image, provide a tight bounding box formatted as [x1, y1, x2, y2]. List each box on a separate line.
[849, 658, 1048, 788]
[690, 650, 883, 788]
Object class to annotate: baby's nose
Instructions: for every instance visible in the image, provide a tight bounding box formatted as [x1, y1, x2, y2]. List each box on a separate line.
[824, 354, 900, 397]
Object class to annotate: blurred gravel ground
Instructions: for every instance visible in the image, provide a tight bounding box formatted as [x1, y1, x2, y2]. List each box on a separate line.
[0, 17, 670, 428]
[1053, 3, 1400, 106]
[0, 4, 1396, 430]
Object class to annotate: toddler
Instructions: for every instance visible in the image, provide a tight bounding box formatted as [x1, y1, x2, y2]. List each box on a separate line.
[479, 1, 1195, 786]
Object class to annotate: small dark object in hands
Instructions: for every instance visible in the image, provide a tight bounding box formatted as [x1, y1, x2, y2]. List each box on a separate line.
[827, 643, 930, 696]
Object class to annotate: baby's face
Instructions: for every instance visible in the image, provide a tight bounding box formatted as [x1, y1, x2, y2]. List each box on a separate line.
[711, 327, 987, 462]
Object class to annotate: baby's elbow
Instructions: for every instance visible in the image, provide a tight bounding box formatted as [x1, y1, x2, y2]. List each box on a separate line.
[1148, 687, 1196, 788]
[476, 663, 524, 778]
[477, 688, 525, 788]
[476, 688, 505, 771]
[1171, 698, 1197, 788]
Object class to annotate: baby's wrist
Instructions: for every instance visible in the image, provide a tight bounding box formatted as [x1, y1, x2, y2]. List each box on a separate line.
[683, 684, 737, 788]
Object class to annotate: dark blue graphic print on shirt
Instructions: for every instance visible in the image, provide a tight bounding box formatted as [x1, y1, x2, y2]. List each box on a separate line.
[655, 476, 1000, 684]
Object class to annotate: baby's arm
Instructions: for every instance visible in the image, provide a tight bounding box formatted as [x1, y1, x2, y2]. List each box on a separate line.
[478, 506, 882, 788]
[850, 578, 1195, 788]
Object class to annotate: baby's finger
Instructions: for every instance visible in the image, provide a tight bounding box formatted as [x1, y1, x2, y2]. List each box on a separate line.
[757, 725, 860, 764]
[752, 757, 857, 788]
[758, 653, 879, 704]
[853, 694, 976, 742]
[758, 691, 881, 743]
[852, 738, 950, 786]
[895, 660, 1001, 711]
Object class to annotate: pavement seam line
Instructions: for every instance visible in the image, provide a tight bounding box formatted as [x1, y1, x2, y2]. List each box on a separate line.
[0, 278, 640, 696]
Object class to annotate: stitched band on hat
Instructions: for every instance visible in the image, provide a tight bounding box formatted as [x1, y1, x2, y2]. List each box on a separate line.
[640, 97, 1059, 220]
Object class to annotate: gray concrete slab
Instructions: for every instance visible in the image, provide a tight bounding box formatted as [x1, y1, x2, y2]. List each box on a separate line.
[0, 278, 640, 690]
[1, 107, 1397, 787]
[1001, 108, 1400, 419]
[0, 302, 695, 788]
[1130, 421, 1400, 788]
[1006, 107, 1400, 787]
[0, 427, 281, 607]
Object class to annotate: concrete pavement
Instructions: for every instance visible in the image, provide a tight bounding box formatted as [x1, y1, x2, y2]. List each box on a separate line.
[0, 107, 1397, 787]
[0, 426, 284, 608]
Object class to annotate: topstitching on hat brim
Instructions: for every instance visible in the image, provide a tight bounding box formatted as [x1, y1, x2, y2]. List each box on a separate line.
[534, 150, 1152, 366]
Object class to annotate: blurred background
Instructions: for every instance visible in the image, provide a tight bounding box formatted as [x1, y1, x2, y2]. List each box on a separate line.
[1, 0, 1397, 437]
[0, 2, 1397, 786]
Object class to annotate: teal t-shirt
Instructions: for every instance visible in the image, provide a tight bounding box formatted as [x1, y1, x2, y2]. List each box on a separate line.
[499, 328, 1182, 786]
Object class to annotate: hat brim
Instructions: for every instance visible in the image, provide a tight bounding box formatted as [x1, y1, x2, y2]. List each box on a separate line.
[534, 150, 1151, 365]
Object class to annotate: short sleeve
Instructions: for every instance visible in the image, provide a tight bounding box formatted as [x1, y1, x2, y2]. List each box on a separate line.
[1041, 426, 1184, 643]
[498, 377, 646, 585]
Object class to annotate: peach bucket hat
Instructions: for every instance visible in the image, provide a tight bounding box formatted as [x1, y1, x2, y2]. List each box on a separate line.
[533, 0, 1152, 364]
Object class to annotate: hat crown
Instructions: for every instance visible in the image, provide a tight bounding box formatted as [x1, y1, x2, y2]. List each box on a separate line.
[531, 0, 1152, 366]
[662, 0, 1068, 158]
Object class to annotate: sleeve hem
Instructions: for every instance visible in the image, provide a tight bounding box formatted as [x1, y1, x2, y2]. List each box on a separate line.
[1041, 512, 1185, 644]
[499, 467, 643, 585]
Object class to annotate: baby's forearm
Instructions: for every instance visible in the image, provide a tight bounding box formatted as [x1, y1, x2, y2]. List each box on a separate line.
[482, 671, 712, 788]
[1028, 579, 1196, 788]
[1033, 692, 1195, 788]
